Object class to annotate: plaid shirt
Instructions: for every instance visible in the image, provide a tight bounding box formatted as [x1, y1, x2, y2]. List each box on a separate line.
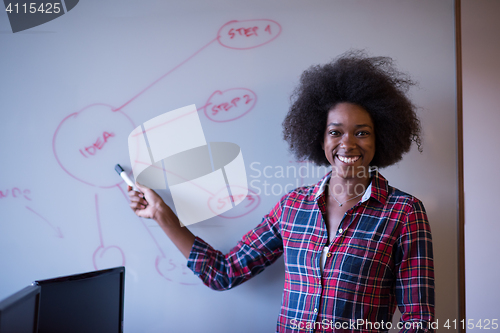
[187, 171, 434, 332]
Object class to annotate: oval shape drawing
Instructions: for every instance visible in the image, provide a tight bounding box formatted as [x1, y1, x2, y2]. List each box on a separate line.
[53, 104, 136, 188]
[204, 88, 257, 122]
[218, 19, 282, 50]
[93, 245, 125, 270]
[155, 255, 200, 285]
[208, 186, 260, 219]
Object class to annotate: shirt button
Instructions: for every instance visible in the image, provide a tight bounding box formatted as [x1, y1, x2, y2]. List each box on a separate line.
[314, 308, 318, 313]
[338, 228, 343, 234]
[326, 253, 331, 257]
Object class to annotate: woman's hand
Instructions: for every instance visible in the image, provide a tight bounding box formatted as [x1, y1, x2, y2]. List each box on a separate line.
[128, 183, 175, 224]
[128, 182, 195, 258]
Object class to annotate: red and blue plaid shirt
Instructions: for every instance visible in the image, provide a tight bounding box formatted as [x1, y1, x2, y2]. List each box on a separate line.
[187, 171, 434, 332]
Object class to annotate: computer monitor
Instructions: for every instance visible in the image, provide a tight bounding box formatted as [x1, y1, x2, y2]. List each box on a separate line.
[0, 284, 41, 333]
[35, 266, 125, 333]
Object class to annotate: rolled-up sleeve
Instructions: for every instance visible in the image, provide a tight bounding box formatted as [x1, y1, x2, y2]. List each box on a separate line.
[187, 197, 285, 291]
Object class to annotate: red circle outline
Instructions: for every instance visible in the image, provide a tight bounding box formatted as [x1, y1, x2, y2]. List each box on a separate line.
[204, 88, 257, 123]
[217, 19, 282, 50]
[52, 103, 136, 189]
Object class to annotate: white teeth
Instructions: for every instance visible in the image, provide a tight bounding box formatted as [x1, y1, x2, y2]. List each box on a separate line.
[337, 155, 360, 163]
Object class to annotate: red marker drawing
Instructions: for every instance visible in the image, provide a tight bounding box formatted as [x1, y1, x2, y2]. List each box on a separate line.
[25, 206, 63, 238]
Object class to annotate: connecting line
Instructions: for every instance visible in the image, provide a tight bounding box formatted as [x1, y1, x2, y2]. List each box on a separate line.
[116, 185, 166, 258]
[94, 194, 104, 247]
[25, 206, 63, 238]
[113, 37, 219, 112]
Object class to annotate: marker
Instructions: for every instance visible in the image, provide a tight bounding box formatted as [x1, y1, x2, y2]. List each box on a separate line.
[115, 164, 138, 191]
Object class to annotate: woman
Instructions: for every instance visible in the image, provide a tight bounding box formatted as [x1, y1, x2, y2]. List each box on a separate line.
[128, 51, 435, 332]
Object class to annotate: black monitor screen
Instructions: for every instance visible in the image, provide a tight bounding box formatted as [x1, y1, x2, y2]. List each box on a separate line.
[35, 266, 125, 333]
[0, 284, 40, 333]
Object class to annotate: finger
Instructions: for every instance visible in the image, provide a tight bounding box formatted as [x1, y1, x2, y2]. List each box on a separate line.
[135, 182, 153, 196]
[127, 185, 132, 191]
[135, 181, 146, 190]
[135, 184, 155, 203]
[128, 187, 145, 198]
[129, 196, 148, 206]
[130, 202, 147, 210]
[128, 192, 142, 201]
[128, 188, 138, 196]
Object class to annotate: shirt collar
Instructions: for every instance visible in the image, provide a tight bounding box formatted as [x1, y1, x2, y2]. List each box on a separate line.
[313, 170, 389, 205]
[370, 170, 389, 205]
[314, 172, 331, 200]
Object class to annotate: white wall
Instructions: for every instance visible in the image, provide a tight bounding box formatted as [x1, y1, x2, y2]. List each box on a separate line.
[462, 0, 500, 328]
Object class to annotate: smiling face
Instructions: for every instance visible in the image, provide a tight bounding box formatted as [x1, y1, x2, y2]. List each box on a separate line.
[322, 102, 376, 179]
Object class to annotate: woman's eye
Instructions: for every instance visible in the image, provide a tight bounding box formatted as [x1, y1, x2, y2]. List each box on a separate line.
[356, 131, 370, 136]
[329, 130, 340, 136]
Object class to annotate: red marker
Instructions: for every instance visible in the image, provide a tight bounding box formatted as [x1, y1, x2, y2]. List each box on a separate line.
[115, 164, 138, 191]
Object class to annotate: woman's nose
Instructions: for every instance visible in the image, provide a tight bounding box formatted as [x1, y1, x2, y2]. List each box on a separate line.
[340, 134, 356, 149]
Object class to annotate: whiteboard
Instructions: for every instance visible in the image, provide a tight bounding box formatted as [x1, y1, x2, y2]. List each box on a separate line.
[0, 1, 458, 332]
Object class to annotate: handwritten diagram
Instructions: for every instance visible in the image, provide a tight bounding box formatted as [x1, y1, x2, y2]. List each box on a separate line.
[0, 186, 63, 238]
[50, 19, 282, 284]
